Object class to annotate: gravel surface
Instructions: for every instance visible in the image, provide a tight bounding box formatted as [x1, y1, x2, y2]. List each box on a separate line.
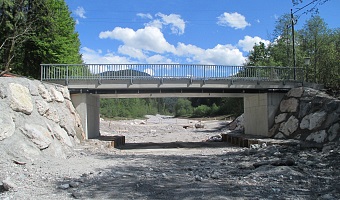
[1, 115, 339, 200]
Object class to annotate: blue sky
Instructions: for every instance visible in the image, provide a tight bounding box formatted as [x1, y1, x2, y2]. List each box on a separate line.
[65, 0, 339, 66]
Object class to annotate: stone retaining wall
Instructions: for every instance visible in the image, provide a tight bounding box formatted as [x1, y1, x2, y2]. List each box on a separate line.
[269, 87, 340, 143]
[0, 77, 84, 160]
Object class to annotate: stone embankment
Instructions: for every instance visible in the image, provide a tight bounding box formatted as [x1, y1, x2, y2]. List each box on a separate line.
[270, 87, 339, 144]
[0, 77, 84, 160]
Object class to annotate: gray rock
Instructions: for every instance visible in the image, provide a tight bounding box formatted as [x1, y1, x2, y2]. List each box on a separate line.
[38, 84, 52, 102]
[274, 132, 286, 139]
[287, 87, 303, 98]
[0, 83, 7, 98]
[306, 130, 327, 143]
[69, 181, 80, 188]
[328, 123, 340, 141]
[50, 87, 64, 103]
[45, 106, 60, 123]
[2, 178, 16, 191]
[71, 191, 82, 199]
[275, 113, 287, 124]
[43, 138, 66, 158]
[300, 111, 327, 130]
[65, 100, 76, 114]
[324, 112, 340, 128]
[35, 100, 49, 116]
[299, 101, 312, 118]
[195, 175, 203, 181]
[325, 100, 339, 112]
[280, 98, 299, 113]
[279, 115, 299, 136]
[28, 81, 39, 96]
[210, 172, 220, 179]
[9, 83, 33, 115]
[58, 86, 71, 100]
[0, 115, 15, 141]
[21, 123, 52, 150]
[52, 124, 73, 147]
[58, 183, 70, 190]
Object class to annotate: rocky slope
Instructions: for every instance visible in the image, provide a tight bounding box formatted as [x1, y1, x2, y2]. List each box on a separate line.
[0, 77, 84, 161]
[269, 87, 340, 144]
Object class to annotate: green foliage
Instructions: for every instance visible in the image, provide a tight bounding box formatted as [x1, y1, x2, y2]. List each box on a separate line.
[247, 14, 339, 89]
[100, 97, 244, 119]
[218, 98, 244, 117]
[0, 0, 82, 78]
[193, 105, 210, 117]
[100, 98, 173, 119]
[174, 98, 193, 117]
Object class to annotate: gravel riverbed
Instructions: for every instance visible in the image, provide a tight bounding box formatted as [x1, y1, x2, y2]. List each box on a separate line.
[1, 115, 339, 199]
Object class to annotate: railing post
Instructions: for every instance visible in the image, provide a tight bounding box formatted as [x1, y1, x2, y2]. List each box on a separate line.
[40, 64, 43, 81]
[65, 65, 69, 85]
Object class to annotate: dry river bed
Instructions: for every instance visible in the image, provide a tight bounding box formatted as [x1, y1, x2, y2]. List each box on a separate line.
[1, 115, 339, 199]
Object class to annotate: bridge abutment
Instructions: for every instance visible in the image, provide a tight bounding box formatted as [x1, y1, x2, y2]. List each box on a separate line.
[71, 94, 100, 139]
[244, 93, 285, 136]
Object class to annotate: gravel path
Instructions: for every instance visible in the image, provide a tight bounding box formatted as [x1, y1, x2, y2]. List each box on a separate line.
[1, 115, 339, 199]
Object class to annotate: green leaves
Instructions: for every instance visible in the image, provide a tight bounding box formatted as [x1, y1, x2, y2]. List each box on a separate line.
[0, 0, 82, 77]
[247, 14, 339, 88]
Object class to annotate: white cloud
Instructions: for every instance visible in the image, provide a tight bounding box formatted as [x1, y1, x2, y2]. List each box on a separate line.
[118, 45, 146, 59]
[145, 55, 174, 64]
[176, 43, 246, 65]
[217, 12, 250, 30]
[99, 26, 176, 54]
[155, 13, 185, 35]
[237, 36, 270, 52]
[81, 47, 132, 64]
[137, 13, 153, 19]
[145, 19, 163, 29]
[74, 6, 86, 19]
[75, 19, 79, 25]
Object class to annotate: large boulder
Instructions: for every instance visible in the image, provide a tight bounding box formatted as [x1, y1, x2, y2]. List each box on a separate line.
[9, 83, 33, 115]
[20, 123, 53, 150]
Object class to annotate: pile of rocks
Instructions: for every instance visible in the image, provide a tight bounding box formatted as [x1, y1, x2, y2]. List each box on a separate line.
[0, 77, 84, 161]
[226, 114, 244, 132]
[270, 87, 340, 143]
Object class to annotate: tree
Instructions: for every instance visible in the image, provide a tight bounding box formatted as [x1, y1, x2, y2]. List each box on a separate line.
[299, 15, 329, 83]
[292, 0, 331, 15]
[0, 0, 31, 71]
[0, 0, 82, 78]
[20, 0, 82, 78]
[175, 98, 193, 117]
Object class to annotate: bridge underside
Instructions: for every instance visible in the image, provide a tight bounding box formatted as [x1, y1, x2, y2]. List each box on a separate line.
[70, 90, 286, 139]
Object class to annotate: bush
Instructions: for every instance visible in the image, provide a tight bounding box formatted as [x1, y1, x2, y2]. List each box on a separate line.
[193, 105, 210, 117]
[175, 98, 193, 117]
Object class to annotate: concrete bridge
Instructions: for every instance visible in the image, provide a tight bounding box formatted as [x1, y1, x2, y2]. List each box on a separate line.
[41, 64, 305, 139]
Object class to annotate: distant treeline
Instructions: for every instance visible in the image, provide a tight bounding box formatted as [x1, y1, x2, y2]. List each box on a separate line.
[100, 97, 243, 119]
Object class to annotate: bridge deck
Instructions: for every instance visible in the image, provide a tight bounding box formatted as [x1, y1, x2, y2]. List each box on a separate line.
[41, 64, 304, 97]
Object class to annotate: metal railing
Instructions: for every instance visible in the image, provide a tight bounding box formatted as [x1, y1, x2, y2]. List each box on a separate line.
[41, 64, 304, 82]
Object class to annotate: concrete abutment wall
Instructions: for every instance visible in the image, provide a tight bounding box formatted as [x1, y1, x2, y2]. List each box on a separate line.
[71, 94, 100, 139]
[244, 93, 285, 136]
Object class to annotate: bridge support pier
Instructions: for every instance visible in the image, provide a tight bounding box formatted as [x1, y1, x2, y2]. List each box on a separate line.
[71, 93, 100, 139]
[244, 93, 285, 136]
